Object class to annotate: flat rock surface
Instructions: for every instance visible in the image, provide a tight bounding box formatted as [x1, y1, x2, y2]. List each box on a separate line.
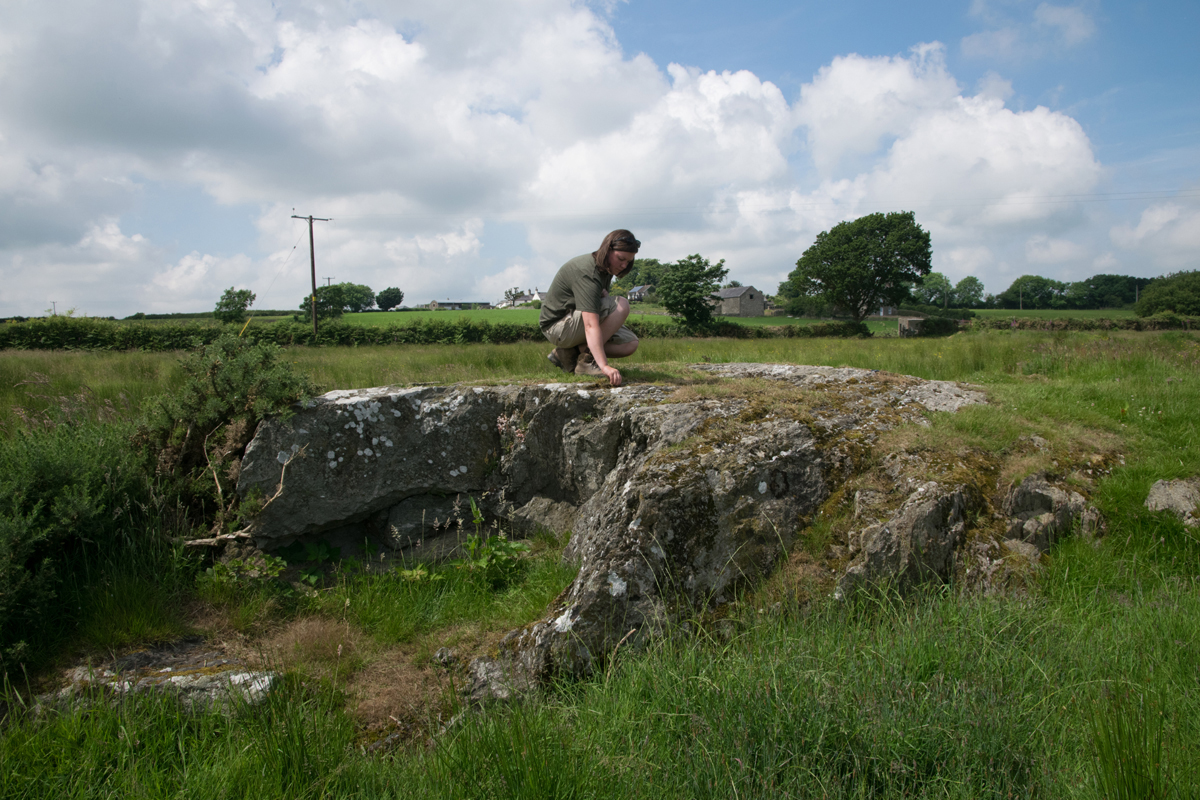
[38, 638, 274, 713]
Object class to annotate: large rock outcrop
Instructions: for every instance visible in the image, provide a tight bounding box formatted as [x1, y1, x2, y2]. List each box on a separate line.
[237, 365, 988, 693]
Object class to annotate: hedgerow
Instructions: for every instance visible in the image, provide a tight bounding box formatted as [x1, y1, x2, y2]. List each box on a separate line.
[0, 316, 877, 351]
[968, 313, 1197, 332]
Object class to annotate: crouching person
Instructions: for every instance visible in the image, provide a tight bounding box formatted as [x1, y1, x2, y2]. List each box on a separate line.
[539, 229, 641, 387]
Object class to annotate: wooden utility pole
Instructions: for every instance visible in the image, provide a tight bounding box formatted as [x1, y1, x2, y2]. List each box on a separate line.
[292, 214, 330, 336]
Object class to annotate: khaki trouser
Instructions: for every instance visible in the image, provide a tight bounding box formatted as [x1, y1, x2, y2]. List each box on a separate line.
[541, 295, 638, 349]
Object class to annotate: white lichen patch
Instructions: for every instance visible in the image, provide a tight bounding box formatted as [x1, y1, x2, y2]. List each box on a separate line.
[607, 572, 627, 597]
[553, 608, 575, 633]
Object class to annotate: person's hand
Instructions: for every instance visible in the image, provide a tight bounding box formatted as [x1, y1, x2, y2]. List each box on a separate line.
[602, 364, 622, 387]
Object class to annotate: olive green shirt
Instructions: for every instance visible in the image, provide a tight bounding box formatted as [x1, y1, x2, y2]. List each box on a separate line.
[539, 253, 612, 330]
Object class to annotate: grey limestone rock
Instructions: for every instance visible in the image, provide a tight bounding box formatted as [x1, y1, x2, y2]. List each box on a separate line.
[1145, 478, 1200, 527]
[1002, 473, 1090, 552]
[836, 481, 969, 598]
[237, 364, 987, 697]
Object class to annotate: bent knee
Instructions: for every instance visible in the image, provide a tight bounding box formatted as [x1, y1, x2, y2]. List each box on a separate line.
[613, 296, 631, 315]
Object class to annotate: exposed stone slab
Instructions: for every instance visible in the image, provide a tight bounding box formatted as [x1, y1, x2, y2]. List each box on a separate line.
[35, 638, 274, 715]
[1145, 478, 1200, 527]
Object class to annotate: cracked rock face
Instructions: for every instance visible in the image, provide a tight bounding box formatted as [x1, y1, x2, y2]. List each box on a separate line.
[237, 364, 988, 695]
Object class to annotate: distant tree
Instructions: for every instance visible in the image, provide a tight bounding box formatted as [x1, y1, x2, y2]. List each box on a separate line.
[503, 287, 523, 304]
[376, 287, 404, 311]
[914, 272, 953, 307]
[214, 287, 256, 324]
[781, 211, 932, 323]
[335, 283, 375, 313]
[953, 276, 985, 308]
[724, 280, 743, 288]
[298, 284, 345, 321]
[995, 275, 1069, 309]
[1136, 270, 1200, 316]
[658, 254, 728, 328]
[1065, 274, 1152, 309]
[613, 258, 668, 293]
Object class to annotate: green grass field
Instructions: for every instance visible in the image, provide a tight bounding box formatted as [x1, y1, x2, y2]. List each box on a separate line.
[974, 307, 1137, 319]
[3, 329, 1199, 798]
[343, 307, 900, 333]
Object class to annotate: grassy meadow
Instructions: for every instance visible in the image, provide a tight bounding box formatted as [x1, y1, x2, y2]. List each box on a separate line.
[973, 307, 1138, 320]
[2, 329, 1199, 798]
[341, 307, 901, 334]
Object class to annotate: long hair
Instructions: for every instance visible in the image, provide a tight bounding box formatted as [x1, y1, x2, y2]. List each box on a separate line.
[593, 229, 640, 278]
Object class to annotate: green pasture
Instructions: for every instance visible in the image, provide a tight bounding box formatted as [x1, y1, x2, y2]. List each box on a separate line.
[974, 307, 1137, 319]
[3, 329, 1200, 798]
[342, 307, 899, 333]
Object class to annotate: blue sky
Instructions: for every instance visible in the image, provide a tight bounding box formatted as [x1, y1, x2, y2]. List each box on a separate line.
[0, 0, 1196, 316]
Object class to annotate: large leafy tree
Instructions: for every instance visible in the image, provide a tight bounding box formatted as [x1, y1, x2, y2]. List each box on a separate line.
[298, 284, 346, 321]
[376, 287, 404, 311]
[658, 254, 728, 328]
[783, 211, 932, 323]
[1136, 270, 1200, 316]
[913, 272, 952, 307]
[213, 287, 255, 324]
[337, 283, 376, 313]
[953, 276, 985, 308]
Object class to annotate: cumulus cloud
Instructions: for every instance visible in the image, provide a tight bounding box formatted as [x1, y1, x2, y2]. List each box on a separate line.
[0, 0, 1168, 315]
[1110, 203, 1200, 271]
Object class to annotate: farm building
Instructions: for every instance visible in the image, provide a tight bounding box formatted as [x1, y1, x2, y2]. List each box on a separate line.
[711, 286, 765, 317]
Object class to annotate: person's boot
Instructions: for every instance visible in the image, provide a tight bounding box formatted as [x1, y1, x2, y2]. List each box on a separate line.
[574, 352, 606, 377]
[547, 346, 579, 373]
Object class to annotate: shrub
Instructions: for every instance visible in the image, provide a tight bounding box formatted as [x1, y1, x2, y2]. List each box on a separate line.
[0, 420, 152, 671]
[137, 334, 319, 530]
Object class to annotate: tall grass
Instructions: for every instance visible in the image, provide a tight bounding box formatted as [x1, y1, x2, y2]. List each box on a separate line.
[315, 553, 578, 646]
[2, 329, 1199, 797]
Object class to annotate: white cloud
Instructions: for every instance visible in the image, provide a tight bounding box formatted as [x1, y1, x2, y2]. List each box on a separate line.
[1025, 234, 1087, 264]
[0, 0, 1177, 314]
[1110, 203, 1200, 271]
[795, 43, 959, 176]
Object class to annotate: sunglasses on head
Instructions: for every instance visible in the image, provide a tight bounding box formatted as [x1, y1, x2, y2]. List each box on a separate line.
[613, 236, 641, 249]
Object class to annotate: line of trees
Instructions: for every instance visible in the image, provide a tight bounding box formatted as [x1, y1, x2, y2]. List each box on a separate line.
[773, 211, 1192, 319]
[214, 283, 406, 324]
